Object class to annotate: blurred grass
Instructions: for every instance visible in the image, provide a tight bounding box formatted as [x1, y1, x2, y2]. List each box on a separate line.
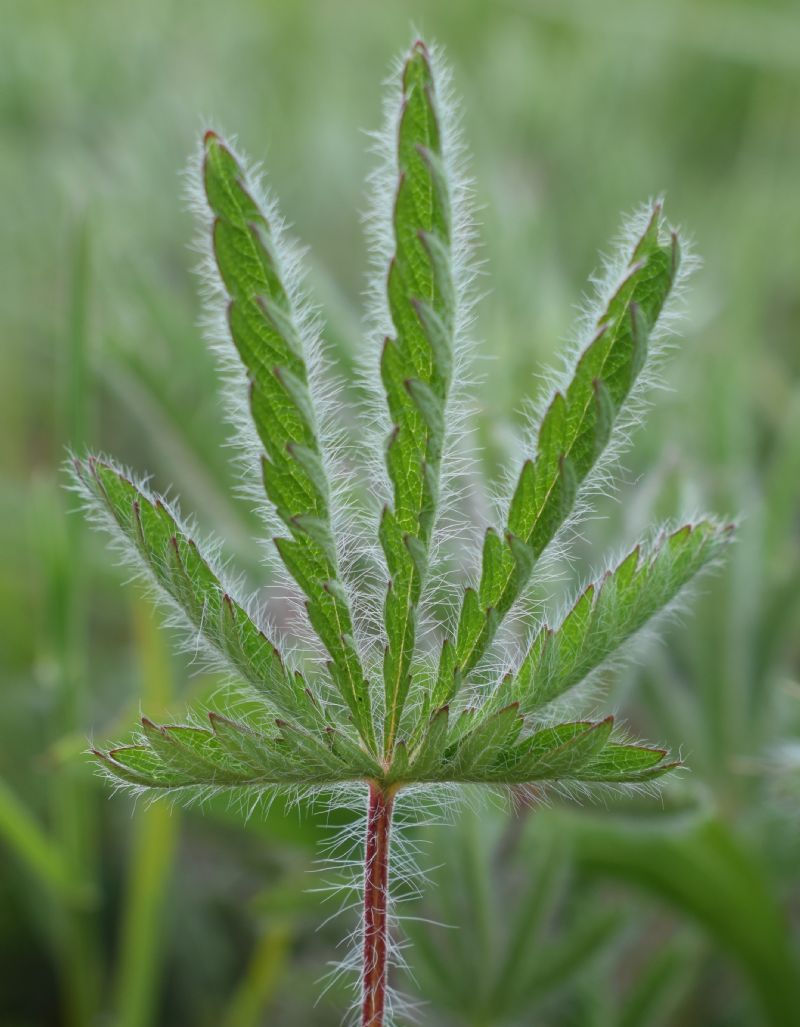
[113, 602, 179, 1027]
[1, 0, 799, 1024]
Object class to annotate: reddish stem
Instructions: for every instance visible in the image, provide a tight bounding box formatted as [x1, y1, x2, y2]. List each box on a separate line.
[361, 782, 395, 1027]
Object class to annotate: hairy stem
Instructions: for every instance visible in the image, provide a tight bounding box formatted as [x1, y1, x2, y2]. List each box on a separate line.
[362, 783, 395, 1027]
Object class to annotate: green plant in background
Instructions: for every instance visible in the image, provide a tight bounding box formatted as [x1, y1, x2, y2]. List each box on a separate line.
[401, 806, 624, 1026]
[402, 799, 800, 1027]
[72, 39, 732, 1027]
[402, 805, 704, 1027]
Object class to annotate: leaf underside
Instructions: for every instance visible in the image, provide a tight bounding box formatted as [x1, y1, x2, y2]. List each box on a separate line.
[80, 40, 731, 798]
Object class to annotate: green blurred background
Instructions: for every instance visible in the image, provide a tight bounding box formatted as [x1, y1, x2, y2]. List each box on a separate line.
[2, 1, 799, 1024]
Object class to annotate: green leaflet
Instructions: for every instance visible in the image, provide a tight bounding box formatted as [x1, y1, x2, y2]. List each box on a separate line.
[203, 132, 375, 752]
[436, 205, 680, 708]
[94, 714, 367, 790]
[491, 718, 614, 783]
[493, 718, 674, 785]
[74, 456, 305, 722]
[407, 712, 675, 785]
[379, 41, 456, 756]
[512, 519, 734, 713]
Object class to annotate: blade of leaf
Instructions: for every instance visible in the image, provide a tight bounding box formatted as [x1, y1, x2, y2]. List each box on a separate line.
[378, 42, 457, 756]
[436, 206, 682, 708]
[72, 456, 305, 723]
[202, 132, 375, 751]
[513, 519, 734, 713]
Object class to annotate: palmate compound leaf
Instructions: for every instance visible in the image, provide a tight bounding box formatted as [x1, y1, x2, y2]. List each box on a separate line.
[75, 46, 735, 1026]
[87, 505, 723, 792]
[80, 39, 730, 798]
[80, 43, 729, 798]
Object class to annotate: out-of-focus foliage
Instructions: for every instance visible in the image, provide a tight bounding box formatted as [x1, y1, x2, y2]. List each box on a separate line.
[1, 1, 799, 1025]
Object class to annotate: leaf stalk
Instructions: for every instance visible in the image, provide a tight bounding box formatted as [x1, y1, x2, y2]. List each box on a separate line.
[361, 782, 395, 1027]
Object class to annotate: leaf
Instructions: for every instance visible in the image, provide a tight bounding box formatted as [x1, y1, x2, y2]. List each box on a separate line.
[378, 40, 457, 755]
[386, 740, 410, 784]
[452, 587, 487, 680]
[275, 720, 353, 782]
[617, 938, 701, 1027]
[488, 833, 567, 1014]
[513, 519, 734, 712]
[209, 713, 282, 777]
[515, 909, 621, 1001]
[478, 528, 514, 610]
[73, 456, 304, 721]
[72, 45, 742, 1027]
[139, 719, 251, 785]
[429, 716, 646, 787]
[97, 746, 187, 789]
[0, 778, 74, 899]
[94, 711, 374, 791]
[439, 205, 682, 704]
[403, 806, 619, 1023]
[326, 728, 384, 780]
[203, 132, 375, 752]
